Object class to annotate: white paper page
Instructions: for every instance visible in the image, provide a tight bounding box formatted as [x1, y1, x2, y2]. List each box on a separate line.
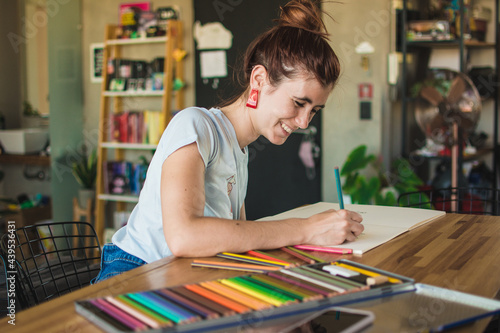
[258, 202, 445, 229]
[345, 204, 446, 230]
[336, 224, 408, 252]
[257, 202, 445, 253]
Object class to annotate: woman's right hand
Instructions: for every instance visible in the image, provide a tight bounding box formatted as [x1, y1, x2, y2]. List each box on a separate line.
[303, 209, 364, 246]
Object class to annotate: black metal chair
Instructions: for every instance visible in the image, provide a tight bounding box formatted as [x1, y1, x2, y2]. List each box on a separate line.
[398, 187, 500, 216]
[0, 252, 10, 317]
[0, 221, 101, 310]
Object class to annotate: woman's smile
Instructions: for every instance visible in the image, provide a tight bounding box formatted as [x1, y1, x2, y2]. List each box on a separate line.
[280, 121, 294, 135]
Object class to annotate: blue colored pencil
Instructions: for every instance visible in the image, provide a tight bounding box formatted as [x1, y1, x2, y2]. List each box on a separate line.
[140, 292, 199, 323]
[126, 292, 196, 324]
[334, 166, 344, 209]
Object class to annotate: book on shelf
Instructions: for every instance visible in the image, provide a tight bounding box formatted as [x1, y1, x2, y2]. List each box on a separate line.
[103, 160, 148, 196]
[144, 109, 165, 144]
[109, 110, 164, 144]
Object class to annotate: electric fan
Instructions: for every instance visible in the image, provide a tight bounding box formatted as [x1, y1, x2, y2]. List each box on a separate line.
[414, 68, 482, 205]
[415, 68, 482, 151]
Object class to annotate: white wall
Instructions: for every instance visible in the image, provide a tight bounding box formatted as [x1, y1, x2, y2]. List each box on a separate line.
[0, 1, 51, 200]
[322, 0, 392, 202]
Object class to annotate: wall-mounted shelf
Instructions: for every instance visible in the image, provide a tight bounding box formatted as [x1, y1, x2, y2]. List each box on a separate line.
[98, 194, 139, 203]
[406, 40, 496, 48]
[103, 90, 165, 97]
[0, 154, 50, 166]
[100, 142, 157, 150]
[411, 147, 495, 162]
[106, 36, 167, 46]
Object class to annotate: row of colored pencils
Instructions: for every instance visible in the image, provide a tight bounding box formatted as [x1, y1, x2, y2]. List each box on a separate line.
[191, 248, 328, 273]
[79, 259, 396, 331]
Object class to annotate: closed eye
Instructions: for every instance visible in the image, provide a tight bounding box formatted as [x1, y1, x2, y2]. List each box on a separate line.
[294, 100, 305, 108]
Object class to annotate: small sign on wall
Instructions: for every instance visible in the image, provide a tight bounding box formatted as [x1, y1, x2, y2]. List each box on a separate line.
[359, 83, 373, 120]
[90, 43, 104, 83]
[358, 83, 373, 99]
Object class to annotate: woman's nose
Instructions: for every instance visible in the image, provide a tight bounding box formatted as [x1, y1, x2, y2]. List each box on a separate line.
[295, 109, 310, 129]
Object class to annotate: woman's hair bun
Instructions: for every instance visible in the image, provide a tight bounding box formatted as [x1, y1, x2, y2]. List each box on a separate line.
[277, 0, 327, 37]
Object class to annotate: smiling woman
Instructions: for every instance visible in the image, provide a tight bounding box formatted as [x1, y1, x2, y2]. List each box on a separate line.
[92, 0, 363, 284]
[227, 71, 331, 146]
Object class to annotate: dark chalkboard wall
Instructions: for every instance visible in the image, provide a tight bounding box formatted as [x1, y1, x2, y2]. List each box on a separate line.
[194, 0, 322, 219]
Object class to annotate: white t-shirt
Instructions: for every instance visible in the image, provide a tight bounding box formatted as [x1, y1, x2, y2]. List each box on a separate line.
[112, 107, 249, 262]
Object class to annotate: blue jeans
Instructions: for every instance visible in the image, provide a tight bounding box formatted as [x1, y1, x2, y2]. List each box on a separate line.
[91, 243, 147, 284]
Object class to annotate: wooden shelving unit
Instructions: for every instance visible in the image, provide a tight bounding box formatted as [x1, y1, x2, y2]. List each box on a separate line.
[94, 20, 185, 241]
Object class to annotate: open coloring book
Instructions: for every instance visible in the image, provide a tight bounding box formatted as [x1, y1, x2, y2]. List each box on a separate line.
[258, 202, 446, 253]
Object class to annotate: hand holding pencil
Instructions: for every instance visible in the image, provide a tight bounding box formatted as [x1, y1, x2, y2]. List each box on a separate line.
[303, 209, 364, 245]
[300, 167, 364, 246]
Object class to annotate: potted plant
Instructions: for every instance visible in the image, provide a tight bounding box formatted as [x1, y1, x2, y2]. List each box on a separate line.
[72, 148, 98, 209]
[340, 145, 430, 207]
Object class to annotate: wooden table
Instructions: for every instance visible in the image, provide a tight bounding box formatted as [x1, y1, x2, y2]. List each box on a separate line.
[2, 213, 500, 332]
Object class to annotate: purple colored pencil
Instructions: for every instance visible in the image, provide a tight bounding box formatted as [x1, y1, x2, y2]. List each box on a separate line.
[138, 291, 200, 323]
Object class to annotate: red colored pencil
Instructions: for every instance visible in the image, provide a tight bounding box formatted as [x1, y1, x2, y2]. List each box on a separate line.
[246, 250, 294, 265]
[280, 247, 315, 264]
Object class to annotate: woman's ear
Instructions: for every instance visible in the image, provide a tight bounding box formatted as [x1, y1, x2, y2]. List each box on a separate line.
[249, 65, 268, 90]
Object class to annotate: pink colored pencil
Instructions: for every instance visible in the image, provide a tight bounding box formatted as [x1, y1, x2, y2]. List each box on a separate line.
[106, 296, 161, 329]
[91, 298, 147, 330]
[294, 244, 363, 255]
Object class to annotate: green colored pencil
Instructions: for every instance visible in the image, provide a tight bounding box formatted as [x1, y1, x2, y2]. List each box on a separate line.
[241, 275, 305, 301]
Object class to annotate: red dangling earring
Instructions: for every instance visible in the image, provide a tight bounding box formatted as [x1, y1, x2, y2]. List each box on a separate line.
[246, 89, 259, 109]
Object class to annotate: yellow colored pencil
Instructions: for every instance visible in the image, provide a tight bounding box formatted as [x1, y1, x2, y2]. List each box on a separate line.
[333, 262, 402, 284]
[219, 279, 285, 307]
[191, 260, 281, 273]
[219, 252, 291, 267]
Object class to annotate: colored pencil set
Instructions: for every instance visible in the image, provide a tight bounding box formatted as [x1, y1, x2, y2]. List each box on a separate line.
[190, 250, 310, 273]
[76, 261, 403, 332]
[190, 248, 332, 274]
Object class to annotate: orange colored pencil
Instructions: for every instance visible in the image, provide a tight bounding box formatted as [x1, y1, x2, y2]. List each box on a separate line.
[192, 260, 282, 271]
[184, 284, 251, 314]
[246, 250, 295, 265]
[200, 281, 272, 311]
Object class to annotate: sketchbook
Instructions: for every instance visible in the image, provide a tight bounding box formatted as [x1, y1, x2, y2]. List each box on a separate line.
[257, 202, 446, 254]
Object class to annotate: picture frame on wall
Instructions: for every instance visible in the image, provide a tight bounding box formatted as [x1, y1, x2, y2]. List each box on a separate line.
[90, 43, 104, 83]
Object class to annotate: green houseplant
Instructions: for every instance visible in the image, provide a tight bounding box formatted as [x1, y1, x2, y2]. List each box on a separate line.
[72, 149, 97, 189]
[72, 149, 98, 209]
[340, 145, 430, 207]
